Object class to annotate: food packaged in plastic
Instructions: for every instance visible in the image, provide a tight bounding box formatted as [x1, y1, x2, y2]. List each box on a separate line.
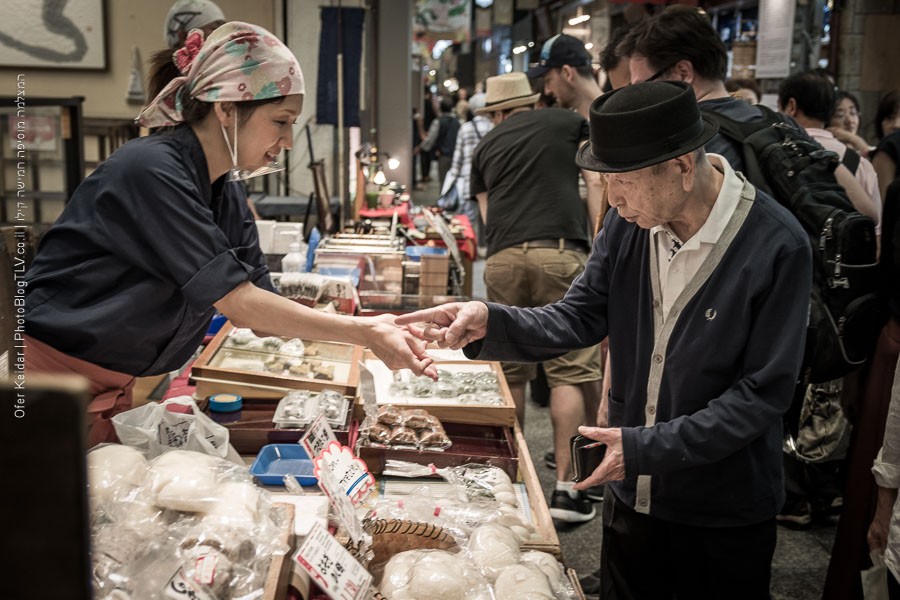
[273, 389, 349, 428]
[360, 405, 452, 451]
[90, 447, 290, 600]
[379, 549, 493, 600]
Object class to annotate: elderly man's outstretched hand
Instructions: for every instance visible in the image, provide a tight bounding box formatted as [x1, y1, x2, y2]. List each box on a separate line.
[364, 314, 438, 380]
[395, 301, 489, 350]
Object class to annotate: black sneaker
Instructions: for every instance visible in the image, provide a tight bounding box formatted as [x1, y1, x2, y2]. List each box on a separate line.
[776, 499, 812, 530]
[544, 450, 557, 469]
[828, 496, 843, 515]
[584, 484, 604, 502]
[578, 568, 602, 599]
[550, 489, 596, 523]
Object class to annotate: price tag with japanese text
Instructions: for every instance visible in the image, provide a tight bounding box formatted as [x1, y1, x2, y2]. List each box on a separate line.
[294, 522, 372, 600]
[313, 440, 376, 506]
[316, 463, 365, 543]
[300, 412, 339, 460]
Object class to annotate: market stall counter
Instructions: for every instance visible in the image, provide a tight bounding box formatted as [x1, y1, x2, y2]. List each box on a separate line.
[107, 324, 585, 599]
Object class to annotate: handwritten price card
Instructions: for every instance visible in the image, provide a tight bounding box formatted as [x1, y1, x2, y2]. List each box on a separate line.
[293, 522, 372, 600]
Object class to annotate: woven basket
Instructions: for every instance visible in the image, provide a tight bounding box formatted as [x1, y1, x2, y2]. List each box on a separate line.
[364, 519, 459, 567]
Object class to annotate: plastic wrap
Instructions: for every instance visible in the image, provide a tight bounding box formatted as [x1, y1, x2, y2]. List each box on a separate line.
[494, 563, 556, 599]
[273, 389, 348, 428]
[378, 549, 493, 600]
[111, 396, 243, 463]
[89, 447, 289, 600]
[382, 461, 518, 508]
[465, 523, 521, 582]
[520, 551, 578, 599]
[359, 405, 452, 451]
[387, 369, 504, 405]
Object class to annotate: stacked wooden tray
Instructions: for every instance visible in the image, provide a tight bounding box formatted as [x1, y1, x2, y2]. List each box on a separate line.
[192, 323, 363, 399]
[358, 358, 517, 426]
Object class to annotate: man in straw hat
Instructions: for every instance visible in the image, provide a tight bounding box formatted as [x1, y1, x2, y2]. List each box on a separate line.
[398, 81, 813, 598]
[466, 70, 604, 525]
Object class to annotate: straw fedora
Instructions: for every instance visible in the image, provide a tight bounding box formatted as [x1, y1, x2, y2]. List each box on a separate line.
[575, 81, 718, 173]
[474, 72, 541, 115]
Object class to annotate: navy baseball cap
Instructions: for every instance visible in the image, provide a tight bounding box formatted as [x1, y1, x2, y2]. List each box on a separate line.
[526, 34, 592, 78]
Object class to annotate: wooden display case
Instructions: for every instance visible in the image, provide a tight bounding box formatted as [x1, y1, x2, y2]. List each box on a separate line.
[192, 323, 364, 399]
[514, 421, 561, 557]
[262, 502, 296, 600]
[358, 358, 517, 426]
[357, 420, 519, 479]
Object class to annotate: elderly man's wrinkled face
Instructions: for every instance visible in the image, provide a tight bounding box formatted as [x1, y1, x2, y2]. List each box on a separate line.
[604, 160, 688, 229]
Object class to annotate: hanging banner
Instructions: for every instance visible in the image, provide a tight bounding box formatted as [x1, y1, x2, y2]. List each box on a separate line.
[416, 0, 472, 44]
[316, 7, 365, 127]
[475, 7, 492, 39]
[755, 0, 796, 78]
[494, 0, 513, 26]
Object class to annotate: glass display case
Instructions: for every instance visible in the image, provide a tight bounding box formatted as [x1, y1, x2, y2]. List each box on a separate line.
[192, 322, 364, 398]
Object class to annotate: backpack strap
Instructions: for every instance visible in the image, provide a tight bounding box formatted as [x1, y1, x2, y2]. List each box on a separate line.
[473, 121, 483, 141]
[700, 104, 784, 193]
[842, 147, 861, 175]
[701, 103, 783, 143]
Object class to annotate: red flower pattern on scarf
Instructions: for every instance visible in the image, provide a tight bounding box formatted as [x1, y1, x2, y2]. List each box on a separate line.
[174, 30, 204, 74]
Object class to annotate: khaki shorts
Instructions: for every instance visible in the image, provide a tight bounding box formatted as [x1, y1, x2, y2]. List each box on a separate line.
[484, 245, 602, 386]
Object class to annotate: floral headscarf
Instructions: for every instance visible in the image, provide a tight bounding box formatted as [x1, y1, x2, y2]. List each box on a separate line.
[138, 21, 305, 128]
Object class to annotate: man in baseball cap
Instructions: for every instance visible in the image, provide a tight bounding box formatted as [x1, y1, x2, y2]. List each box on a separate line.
[527, 34, 600, 119]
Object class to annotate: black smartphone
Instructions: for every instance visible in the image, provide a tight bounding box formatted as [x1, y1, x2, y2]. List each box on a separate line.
[571, 434, 606, 483]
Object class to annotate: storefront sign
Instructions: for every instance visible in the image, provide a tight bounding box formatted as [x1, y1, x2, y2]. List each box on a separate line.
[756, 0, 796, 78]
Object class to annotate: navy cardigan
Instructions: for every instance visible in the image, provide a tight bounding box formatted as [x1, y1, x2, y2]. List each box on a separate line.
[466, 176, 812, 527]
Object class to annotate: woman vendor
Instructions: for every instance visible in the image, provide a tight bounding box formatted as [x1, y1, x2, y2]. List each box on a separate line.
[24, 22, 435, 445]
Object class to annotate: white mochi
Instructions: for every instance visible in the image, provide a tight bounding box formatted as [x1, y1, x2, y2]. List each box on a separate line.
[87, 444, 148, 505]
[493, 564, 556, 600]
[147, 450, 221, 512]
[467, 523, 521, 582]
[381, 550, 470, 600]
[520, 551, 564, 588]
[379, 550, 422, 597]
[203, 481, 261, 527]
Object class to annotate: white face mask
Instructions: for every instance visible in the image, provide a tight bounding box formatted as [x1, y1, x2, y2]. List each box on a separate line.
[220, 113, 285, 182]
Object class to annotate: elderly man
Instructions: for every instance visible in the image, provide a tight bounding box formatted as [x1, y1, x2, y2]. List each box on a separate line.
[398, 81, 812, 599]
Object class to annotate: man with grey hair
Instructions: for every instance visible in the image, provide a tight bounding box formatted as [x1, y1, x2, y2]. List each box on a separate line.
[398, 81, 812, 598]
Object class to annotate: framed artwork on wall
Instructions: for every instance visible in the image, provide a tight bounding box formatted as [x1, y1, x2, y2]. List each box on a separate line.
[0, 0, 108, 70]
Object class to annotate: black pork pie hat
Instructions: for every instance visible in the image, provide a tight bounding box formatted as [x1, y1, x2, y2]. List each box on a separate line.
[575, 81, 719, 173]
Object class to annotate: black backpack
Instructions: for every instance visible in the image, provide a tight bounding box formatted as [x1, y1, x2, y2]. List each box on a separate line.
[703, 105, 886, 384]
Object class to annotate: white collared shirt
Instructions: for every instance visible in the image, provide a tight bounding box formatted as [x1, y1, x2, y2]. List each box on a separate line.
[651, 154, 742, 320]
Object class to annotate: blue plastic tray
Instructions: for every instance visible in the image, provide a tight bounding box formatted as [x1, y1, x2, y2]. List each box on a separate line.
[405, 246, 448, 261]
[250, 444, 317, 486]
